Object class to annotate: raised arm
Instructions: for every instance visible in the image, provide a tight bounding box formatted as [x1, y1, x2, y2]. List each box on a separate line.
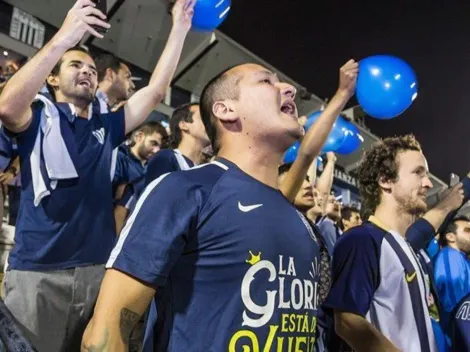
[425, 183, 465, 230]
[407, 180, 466, 250]
[0, 0, 108, 132]
[316, 152, 336, 212]
[124, 0, 195, 134]
[82, 269, 155, 352]
[307, 157, 317, 185]
[280, 60, 357, 202]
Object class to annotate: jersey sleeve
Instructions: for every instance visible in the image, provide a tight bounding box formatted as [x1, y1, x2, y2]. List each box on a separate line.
[101, 107, 126, 148]
[145, 151, 178, 186]
[406, 218, 436, 251]
[106, 172, 201, 287]
[2, 102, 42, 155]
[113, 150, 129, 185]
[323, 229, 381, 317]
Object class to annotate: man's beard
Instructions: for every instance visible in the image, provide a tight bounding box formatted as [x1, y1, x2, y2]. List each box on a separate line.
[457, 239, 470, 255]
[76, 92, 94, 105]
[396, 192, 427, 215]
[137, 143, 151, 161]
[64, 86, 94, 106]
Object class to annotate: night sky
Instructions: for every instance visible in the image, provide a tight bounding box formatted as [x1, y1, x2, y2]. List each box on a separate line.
[219, 1, 470, 183]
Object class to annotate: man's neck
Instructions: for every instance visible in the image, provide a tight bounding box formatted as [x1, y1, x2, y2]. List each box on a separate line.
[98, 83, 119, 107]
[130, 145, 145, 165]
[327, 214, 339, 224]
[177, 138, 205, 165]
[373, 201, 414, 237]
[448, 243, 461, 253]
[217, 141, 283, 189]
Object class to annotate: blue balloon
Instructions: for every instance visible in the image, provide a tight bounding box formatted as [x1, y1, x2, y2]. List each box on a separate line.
[305, 111, 348, 153]
[356, 55, 418, 119]
[192, 0, 231, 32]
[336, 122, 362, 155]
[283, 141, 300, 164]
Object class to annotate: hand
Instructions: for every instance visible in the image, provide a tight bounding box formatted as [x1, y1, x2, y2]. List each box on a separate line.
[54, 0, 111, 49]
[171, 0, 196, 33]
[0, 170, 15, 185]
[298, 115, 307, 127]
[337, 59, 359, 99]
[436, 183, 465, 213]
[326, 152, 337, 163]
[111, 100, 127, 112]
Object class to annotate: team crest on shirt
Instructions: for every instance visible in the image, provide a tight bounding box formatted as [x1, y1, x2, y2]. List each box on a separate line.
[229, 250, 319, 351]
[92, 128, 105, 145]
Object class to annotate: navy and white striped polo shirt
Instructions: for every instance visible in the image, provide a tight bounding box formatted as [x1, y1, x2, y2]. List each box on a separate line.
[6, 100, 125, 270]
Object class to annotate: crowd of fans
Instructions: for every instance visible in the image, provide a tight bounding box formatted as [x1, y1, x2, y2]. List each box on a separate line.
[0, 1, 469, 351]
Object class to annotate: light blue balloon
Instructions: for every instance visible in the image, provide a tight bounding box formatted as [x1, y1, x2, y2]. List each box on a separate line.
[191, 0, 231, 32]
[357, 55, 418, 119]
[336, 122, 362, 155]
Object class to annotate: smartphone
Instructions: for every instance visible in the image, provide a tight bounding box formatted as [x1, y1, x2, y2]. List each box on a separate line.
[450, 173, 460, 187]
[91, 0, 108, 36]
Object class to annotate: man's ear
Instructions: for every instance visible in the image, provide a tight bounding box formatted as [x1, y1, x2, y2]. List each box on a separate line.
[47, 75, 59, 90]
[378, 176, 393, 193]
[133, 131, 145, 144]
[213, 100, 238, 123]
[178, 120, 190, 133]
[105, 67, 117, 82]
[446, 232, 456, 244]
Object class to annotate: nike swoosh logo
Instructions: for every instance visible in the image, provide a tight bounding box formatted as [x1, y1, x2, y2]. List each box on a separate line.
[238, 202, 263, 213]
[406, 272, 417, 283]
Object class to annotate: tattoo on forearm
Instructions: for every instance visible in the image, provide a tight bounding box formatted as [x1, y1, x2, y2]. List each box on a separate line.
[82, 329, 109, 352]
[120, 308, 141, 344]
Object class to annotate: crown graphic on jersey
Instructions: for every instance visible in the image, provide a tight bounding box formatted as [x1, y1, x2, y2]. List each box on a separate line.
[246, 250, 261, 265]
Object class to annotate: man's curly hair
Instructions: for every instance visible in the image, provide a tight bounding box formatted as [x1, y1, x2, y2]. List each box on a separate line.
[357, 134, 422, 218]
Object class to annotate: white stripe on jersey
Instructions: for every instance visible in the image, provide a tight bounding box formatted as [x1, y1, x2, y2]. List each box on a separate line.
[110, 147, 118, 181]
[211, 160, 229, 170]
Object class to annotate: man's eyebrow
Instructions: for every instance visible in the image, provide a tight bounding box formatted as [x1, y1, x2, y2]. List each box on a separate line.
[69, 60, 97, 71]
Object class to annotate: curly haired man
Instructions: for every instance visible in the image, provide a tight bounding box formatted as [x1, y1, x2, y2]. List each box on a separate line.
[323, 135, 440, 352]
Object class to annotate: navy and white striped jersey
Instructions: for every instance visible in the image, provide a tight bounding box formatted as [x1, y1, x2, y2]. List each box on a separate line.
[324, 219, 438, 352]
